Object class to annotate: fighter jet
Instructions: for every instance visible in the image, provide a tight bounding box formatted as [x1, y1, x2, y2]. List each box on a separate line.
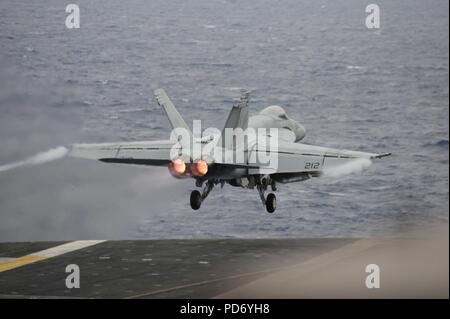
[70, 89, 390, 213]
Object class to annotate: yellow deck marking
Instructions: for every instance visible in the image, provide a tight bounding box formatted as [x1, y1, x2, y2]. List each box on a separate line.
[0, 240, 106, 273]
[0, 255, 46, 272]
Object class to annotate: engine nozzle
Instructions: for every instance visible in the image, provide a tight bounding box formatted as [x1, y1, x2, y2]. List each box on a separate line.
[168, 158, 187, 177]
[191, 159, 208, 176]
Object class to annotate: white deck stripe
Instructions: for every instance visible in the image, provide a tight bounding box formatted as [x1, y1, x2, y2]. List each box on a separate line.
[30, 240, 106, 258]
[0, 240, 106, 273]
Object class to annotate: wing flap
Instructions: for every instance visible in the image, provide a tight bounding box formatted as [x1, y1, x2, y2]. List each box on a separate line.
[69, 140, 177, 166]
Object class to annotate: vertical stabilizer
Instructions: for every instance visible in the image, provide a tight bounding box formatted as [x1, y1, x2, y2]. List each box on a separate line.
[218, 91, 250, 149]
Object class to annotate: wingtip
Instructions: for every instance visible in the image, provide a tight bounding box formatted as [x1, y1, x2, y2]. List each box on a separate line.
[373, 152, 392, 159]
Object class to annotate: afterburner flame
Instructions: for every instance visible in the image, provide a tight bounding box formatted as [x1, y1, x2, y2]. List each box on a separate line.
[169, 158, 186, 176]
[192, 159, 208, 176]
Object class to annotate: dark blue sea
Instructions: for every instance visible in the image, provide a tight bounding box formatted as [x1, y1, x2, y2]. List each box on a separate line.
[0, 0, 448, 240]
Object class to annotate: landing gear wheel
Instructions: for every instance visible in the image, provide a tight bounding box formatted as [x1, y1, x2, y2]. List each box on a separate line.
[190, 190, 202, 210]
[266, 193, 276, 213]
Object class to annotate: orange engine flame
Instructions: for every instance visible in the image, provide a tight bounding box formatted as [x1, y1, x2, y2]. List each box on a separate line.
[192, 159, 208, 176]
[169, 159, 186, 177]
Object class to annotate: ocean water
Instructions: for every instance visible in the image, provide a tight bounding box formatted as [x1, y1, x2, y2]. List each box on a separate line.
[0, 0, 448, 241]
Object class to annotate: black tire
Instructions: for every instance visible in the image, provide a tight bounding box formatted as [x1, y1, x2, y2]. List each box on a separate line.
[266, 193, 276, 213]
[190, 190, 202, 210]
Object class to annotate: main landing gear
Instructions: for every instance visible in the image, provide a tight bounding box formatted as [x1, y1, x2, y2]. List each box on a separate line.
[190, 177, 278, 213]
[257, 179, 277, 213]
[190, 180, 215, 210]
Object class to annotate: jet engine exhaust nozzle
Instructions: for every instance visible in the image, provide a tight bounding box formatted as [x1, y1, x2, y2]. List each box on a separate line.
[191, 159, 208, 176]
[168, 158, 189, 178]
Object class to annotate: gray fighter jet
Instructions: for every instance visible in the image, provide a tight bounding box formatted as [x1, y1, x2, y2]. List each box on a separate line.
[70, 89, 390, 213]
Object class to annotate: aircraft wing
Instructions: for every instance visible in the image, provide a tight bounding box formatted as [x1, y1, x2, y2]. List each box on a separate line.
[246, 140, 390, 180]
[68, 140, 178, 166]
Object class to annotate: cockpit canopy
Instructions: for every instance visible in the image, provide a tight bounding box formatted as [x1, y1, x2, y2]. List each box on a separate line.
[257, 105, 306, 142]
[260, 105, 289, 120]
